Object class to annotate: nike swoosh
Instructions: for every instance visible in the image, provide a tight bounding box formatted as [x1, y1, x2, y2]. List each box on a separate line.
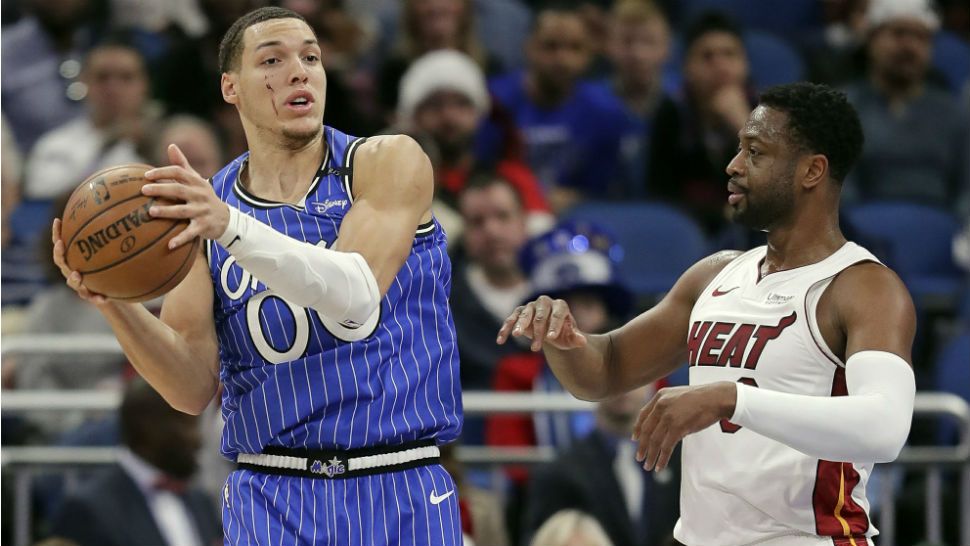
[429, 489, 455, 505]
[226, 235, 242, 248]
[712, 286, 739, 297]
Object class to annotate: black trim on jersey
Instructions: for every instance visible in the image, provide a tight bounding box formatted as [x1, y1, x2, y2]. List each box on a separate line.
[232, 141, 331, 210]
[341, 136, 367, 204]
[415, 219, 437, 238]
[238, 439, 440, 480]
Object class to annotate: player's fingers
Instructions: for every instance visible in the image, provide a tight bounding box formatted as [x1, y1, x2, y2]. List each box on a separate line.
[512, 303, 536, 339]
[142, 181, 189, 201]
[52, 240, 72, 276]
[167, 144, 202, 180]
[634, 404, 660, 461]
[167, 222, 200, 250]
[497, 307, 524, 343]
[642, 422, 666, 471]
[530, 296, 554, 351]
[545, 299, 569, 340]
[632, 394, 659, 442]
[144, 166, 197, 186]
[51, 218, 61, 245]
[149, 203, 197, 220]
[653, 433, 677, 472]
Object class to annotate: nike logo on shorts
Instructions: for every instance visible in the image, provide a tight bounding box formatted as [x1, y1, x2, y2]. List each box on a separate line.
[429, 489, 454, 505]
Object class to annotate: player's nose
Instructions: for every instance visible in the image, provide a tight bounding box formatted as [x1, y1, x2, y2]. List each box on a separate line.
[725, 150, 745, 177]
[289, 63, 309, 85]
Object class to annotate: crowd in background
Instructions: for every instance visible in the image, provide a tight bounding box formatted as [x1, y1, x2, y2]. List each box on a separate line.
[1, 0, 968, 545]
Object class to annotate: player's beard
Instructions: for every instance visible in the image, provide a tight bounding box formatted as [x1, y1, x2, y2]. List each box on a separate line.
[732, 163, 796, 231]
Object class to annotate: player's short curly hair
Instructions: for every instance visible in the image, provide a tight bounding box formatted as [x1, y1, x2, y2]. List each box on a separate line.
[758, 82, 864, 183]
[218, 7, 308, 74]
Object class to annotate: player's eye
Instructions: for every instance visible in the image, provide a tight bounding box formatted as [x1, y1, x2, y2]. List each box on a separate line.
[304, 54, 319, 63]
[262, 57, 280, 65]
[748, 147, 759, 157]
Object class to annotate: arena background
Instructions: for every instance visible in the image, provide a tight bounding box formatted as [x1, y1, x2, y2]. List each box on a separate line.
[1, 0, 967, 544]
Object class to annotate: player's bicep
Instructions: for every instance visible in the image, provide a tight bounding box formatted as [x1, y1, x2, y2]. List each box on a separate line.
[160, 246, 219, 377]
[333, 135, 433, 294]
[837, 264, 917, 363]
[607, 250, 743, 390]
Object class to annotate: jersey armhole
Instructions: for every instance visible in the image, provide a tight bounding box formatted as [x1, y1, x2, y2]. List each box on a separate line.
[804, 258, 882, 368]
[804, 276, 844, 368]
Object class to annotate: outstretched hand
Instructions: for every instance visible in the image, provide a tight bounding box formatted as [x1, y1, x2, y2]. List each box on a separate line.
[143, 144, 229, 249]
[496, 295, 588, 352]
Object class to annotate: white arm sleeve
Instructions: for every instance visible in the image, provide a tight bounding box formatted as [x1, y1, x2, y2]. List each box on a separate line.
[216, 206, 380, 328]
[730, 350, 915, 463]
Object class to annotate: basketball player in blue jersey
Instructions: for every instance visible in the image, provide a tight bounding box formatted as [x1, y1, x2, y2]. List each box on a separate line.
[51, 7, 463, 545]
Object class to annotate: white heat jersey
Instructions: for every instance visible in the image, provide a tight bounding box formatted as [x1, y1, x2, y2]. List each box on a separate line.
[674, 242, 881, 546]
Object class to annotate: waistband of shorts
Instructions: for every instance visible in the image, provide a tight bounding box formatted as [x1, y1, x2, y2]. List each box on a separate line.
[236, 439, 439, 479]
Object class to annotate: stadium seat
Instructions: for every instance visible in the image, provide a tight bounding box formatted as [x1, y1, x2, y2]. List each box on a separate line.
[744, 31, 807, 89]
[564, 201, 709, 298]
[676, 0, 823, 34]
[843, 202, 965, 307]
[932, 31, 970, 95]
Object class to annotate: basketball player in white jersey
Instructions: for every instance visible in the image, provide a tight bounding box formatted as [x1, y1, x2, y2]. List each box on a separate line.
[498, 82, 916, 546]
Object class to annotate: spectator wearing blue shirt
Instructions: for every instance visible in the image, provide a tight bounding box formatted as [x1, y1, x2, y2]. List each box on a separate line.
[482, 4, 632, 213]
[1, 0, 92, 153]
[603, 0, 676, 198]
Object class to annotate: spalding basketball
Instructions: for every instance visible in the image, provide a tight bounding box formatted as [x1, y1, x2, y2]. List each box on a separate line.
[60, 164, 199, 302]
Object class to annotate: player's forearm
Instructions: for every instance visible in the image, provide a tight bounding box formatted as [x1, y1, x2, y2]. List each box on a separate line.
[217, 206, 380, 329]
[730, 351, 915, 463]
[543, 333, 615, 401]
[98, 302, 218, 414]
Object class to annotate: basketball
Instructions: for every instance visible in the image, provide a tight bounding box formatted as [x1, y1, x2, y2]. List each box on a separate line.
[60, 164, 199, 302]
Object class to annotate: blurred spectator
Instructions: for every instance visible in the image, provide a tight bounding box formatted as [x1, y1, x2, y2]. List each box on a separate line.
[1, 0, 92, 153]
[153, 115, 224, 178]
[842, 0, 969, 211]
[524, 386, 679, 546]
[646, 11, 755, 235]
[483, 4, 631, 212]
[529, 509, 614, 546]
[6, 193, 125, 439]
[156, 0, 256, 154]
[397, 50, 553, 237]
[440, 443, 510, 546]
[23, 40, 154, 200]
[49, 379, 221, 546]
[486, 221, 631, 479]
[452, 176, 532, 395]
[2, 116, 23, 248]
[805, 0, 870, 86]
[378, 0, 501, 122]
[110, 0, 209, 39]
[281, 0, 383, 136]
[604, 0, 674, 198]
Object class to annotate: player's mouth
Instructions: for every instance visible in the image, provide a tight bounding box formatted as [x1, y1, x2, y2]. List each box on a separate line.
[284, 91, 314, 114]
[727, 181, 747, 205]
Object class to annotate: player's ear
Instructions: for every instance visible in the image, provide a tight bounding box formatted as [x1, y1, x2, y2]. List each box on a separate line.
[801, 154, 827, 190]
[221, 73, 239, 105]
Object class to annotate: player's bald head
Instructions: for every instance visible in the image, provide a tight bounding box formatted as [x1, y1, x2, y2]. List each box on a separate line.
[218, 6, 309, 74]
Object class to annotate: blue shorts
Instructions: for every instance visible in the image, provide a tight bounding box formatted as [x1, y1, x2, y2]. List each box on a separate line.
[223, 464, 463, 545]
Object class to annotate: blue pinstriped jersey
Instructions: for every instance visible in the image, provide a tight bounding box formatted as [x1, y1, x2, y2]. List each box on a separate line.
[206, 126, 462, 458]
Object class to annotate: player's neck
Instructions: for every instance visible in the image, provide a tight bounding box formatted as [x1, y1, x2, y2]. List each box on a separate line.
[763, 208, 845, 275]
[244, 131, 326, 204]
